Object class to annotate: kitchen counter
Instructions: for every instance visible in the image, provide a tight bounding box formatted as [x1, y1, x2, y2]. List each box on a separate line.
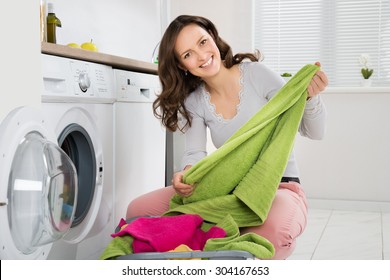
[41, 42, 158, 74]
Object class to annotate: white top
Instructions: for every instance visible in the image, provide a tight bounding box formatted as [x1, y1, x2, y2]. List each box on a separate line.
[181, 61, 326, 177]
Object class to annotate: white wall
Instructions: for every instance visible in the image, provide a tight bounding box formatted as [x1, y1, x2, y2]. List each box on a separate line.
[295, 89, 390, 203]
[169, 0, 253, 53]
[48, 0, 163, 62]
[0, 0, 42, 121]
[45, 0, 254, 62]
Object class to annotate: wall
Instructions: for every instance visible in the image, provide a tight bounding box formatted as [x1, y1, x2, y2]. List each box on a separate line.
[48, 0, 163, 62]
[169, 0, 253, 53]
[0, 0, 42, 121]
[47, 0, 253, 62]
[295, 88, 390, 204]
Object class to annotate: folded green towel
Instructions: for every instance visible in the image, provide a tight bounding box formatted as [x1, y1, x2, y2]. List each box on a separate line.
[165, 64, 320, 258]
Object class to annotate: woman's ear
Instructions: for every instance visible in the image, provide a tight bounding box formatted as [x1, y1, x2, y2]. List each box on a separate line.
[177, 64, 188, 76]
[177, 64, 187, 72]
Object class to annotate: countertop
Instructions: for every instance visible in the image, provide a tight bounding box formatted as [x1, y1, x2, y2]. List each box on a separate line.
[41, 42, 158, 74]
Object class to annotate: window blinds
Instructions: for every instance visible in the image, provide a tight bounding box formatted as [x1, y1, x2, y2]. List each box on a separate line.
[254, 0, 390, 87]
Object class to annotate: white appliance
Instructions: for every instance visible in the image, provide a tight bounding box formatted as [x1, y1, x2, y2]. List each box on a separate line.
[0, 54, 115, 259]
[41, 54, 116, 259]
[114, 69, 166, 223]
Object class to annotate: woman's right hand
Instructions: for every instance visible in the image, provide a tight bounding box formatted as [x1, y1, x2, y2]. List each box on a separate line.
[172, 169, 194, 197]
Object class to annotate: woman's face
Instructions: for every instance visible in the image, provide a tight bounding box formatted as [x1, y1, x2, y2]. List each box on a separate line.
[174, 24, 221, 79]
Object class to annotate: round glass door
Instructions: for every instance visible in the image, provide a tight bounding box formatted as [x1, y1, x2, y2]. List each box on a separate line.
[8, 132, 77, 254]
[58, 124, 96, 227]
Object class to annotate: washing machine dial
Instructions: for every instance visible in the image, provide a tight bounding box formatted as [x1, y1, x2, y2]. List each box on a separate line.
[78, 72, 91, 92]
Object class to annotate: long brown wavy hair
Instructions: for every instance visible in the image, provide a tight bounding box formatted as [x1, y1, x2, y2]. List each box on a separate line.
[153, 15, 260, 132]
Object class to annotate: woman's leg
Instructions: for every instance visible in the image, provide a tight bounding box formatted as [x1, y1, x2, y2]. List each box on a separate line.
[240, 182, 308, 260]
[126, 186, 176, 219]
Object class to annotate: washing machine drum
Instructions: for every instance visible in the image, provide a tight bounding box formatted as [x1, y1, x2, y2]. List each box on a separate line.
[8, 132, 78, 254]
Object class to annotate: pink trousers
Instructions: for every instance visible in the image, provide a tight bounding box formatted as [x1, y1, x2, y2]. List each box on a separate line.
[126, 181, 308, 260]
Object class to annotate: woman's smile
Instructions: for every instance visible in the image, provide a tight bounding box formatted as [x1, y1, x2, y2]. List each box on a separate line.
[175, 24, 221, 78]
[200, 56, 213, 68]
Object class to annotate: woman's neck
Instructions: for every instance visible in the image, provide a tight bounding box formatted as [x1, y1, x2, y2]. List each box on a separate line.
[204, 64, 240, 97]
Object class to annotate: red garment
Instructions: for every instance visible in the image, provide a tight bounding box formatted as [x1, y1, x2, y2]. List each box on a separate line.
[111, 214, 226, 253]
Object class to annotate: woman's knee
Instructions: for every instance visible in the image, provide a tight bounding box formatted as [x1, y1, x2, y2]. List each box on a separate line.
[126, 196, 146, 219]
[240, 185, 308, 259]
[126, 186, 176, 219]
[243, 221, 297, 259]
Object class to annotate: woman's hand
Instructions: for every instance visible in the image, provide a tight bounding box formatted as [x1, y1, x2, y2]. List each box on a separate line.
[307, 62, 329, 99]
[172, 169, 194, 197]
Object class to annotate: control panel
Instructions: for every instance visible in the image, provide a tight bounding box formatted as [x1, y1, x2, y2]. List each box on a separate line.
[114, 69, 160, 103]
[41, 54, 115, 102]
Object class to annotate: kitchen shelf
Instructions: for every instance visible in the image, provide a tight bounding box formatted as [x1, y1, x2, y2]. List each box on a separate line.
[41, 42, 158, 74]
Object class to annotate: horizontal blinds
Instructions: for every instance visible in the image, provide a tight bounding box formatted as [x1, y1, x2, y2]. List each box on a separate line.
[254, 0, 390, 86]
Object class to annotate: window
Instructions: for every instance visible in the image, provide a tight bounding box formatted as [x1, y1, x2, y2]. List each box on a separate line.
[254, 0, 390, 87]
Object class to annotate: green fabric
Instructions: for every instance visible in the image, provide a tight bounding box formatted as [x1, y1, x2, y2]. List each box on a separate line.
[99, 64, 319, 260]
[165, 64, 320, 258]
[204, 214, 275, 258]
[99, 235, 133, 260]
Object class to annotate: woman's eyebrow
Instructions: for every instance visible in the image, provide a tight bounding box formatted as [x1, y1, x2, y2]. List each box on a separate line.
[179, 35, 206, 57]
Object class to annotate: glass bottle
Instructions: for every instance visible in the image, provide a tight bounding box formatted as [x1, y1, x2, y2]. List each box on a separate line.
[46, 3, 62, 44]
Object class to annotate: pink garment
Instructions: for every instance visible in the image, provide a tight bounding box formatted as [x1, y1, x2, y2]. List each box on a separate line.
[111, 214, 226, 253]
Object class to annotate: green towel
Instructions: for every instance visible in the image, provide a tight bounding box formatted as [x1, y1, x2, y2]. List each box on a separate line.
[99, 64, 319, 260]
[204, 214, 275, 258]
[165, 64, 320, 258]
[100, 235, 134, 260]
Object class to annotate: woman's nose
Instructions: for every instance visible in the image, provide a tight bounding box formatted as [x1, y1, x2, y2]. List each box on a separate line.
[196, 49, 208, 61]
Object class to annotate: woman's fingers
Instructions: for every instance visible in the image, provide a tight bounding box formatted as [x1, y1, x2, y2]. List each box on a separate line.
[172, 171, 194, 197]
[307, 62, 329, 97]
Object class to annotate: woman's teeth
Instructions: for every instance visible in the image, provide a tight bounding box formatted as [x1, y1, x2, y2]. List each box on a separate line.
[201, 57, 212, 68]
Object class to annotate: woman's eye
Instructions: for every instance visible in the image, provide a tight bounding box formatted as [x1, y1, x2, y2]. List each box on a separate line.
[200, 39, 207, 46]
[183, 53, 190, 59]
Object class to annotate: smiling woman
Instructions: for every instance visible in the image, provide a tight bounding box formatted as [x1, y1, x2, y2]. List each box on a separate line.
[125, 14, 328, 260]
[174, 24, 222, 76]
[154, 15, 260, 132]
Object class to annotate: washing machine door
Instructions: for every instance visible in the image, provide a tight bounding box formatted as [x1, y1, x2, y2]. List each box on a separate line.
[0, 107, 77, 259]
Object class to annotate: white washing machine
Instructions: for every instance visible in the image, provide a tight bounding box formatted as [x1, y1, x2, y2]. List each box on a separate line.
[41, 54, 115, 259]
[114, 69, 166, 223]
[0, 54, 115, 259]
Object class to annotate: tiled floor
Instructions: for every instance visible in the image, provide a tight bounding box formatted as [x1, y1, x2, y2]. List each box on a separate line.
[289, 200, 390, 260]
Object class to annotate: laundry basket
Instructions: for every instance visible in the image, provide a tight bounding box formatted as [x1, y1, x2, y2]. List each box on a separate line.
[116, 250, 255, 260]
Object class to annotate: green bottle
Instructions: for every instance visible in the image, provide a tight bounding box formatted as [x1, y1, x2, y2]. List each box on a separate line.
[46, 3, 62, 43]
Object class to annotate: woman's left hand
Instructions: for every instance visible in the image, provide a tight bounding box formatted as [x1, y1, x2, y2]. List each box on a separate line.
[307, 62, 328, 99]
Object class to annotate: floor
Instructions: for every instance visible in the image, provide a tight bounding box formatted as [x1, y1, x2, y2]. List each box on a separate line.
[289, 199, 390, 260]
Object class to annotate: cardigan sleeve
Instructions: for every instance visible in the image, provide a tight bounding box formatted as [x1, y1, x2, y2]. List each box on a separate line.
[299, 95, 327, 140]
[180, 92, 208, 170]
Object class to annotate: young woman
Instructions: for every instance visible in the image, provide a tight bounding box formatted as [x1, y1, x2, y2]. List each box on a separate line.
[126, 15, 328, 259]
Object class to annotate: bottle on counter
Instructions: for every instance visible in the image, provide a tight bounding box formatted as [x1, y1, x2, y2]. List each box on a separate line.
[46, 2, 62, 44]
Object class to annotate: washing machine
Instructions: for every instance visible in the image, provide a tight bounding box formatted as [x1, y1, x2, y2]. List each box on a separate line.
[114, 69, 166, 223]
[0, 54, 115, 259]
